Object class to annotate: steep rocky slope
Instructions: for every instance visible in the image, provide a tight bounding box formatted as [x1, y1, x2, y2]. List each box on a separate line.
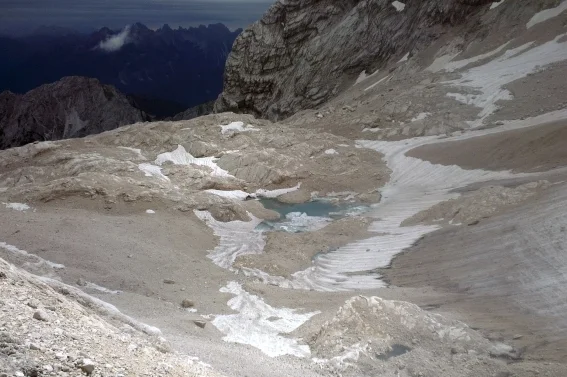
[215, 0, 555, 120]
[0, 77, 148, 150]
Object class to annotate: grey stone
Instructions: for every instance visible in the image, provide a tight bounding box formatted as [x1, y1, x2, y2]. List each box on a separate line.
[181, 299, 194, 308]
[80, 359, 96, 375]
[193, 320, 207, 329]
[33, 310, 50, 322]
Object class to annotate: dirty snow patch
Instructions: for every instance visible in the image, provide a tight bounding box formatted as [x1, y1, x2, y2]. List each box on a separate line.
[155, 145, 233, 178]
[212, 281, 319, 358]
[392, 1, 405, 11]
[527, 1, 567, 28]
[324, 149, 339, 155]
[4, 203, 31, 211]
[398, 52, 409, 63]
[220, 121, 258, 135]
[411, 113, 431, 122]
[146, 209, 156, 214]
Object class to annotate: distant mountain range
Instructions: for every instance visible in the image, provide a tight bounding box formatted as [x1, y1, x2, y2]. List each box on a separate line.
[0, 23, 241, 118]
[0, 76, 149, 150]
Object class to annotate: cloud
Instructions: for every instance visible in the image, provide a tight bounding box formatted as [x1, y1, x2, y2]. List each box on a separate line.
[98, 25, 131, 52]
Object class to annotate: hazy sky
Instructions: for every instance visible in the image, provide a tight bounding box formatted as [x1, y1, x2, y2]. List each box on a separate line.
[0, 0, 274, 34]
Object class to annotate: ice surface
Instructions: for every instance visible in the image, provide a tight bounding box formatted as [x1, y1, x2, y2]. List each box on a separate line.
[146, 209, 156, 214]
[527, 1, 567, 28]
[212, 281, 319, 358]
[193, 211, 265, 270]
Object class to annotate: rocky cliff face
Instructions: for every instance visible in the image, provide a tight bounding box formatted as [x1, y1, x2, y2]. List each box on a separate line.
[0, 76, 148, 149]
[215, 0, 497, 120]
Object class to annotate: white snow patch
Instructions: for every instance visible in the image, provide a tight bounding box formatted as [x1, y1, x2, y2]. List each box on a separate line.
[256, 183, 302, 198]
[441, 41, 511, 73]
[392, 1, 406, 11]
[98, 25, 131, 52]
[85, 281, 122, 295]
[0, 242, 65, 270]
[193, 211, 265, 269]
[212, 281, 319, 358]
[490, 0, 505, 9]
[205, 183, 301, 201]
[220, 121, 258, 135]
[445, 35, 567, 126]
[155, 145, 233, 178]
[527, 1, 567, 28]
[138, 163, 170, 181]
[410, 112, 431, 122]
[4, 203, 31, 211]
[118, 146, 146, 160]
[324, 149, 339, 155]
[354, 69, 379, 85]
[398, 52, 410, 63]
[146, 209, 156, 214]
[205, 189, 253, 201]
[365, 75, 391, 91]
[427, 53, 460, 73]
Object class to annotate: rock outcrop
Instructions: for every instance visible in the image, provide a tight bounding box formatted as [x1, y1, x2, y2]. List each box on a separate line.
[0, 76, 148, 149]
[215, 0, 503, 120]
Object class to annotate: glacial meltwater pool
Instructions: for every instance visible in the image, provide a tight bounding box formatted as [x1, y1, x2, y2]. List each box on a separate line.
[256, 198, 370, 233]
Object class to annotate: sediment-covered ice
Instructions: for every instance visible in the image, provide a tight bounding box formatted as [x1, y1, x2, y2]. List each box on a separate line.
[212, 281, 319, 358]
